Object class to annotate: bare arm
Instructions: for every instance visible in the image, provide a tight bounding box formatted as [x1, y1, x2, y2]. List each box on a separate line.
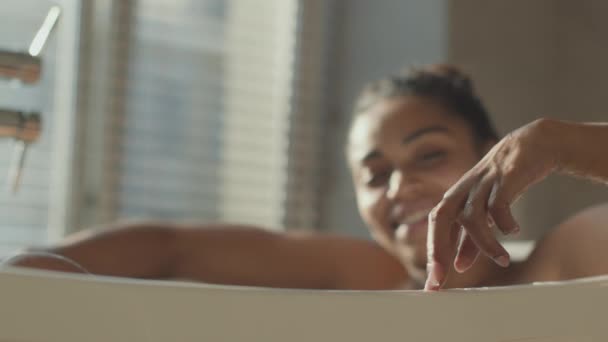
[555, 121, 608, 183]
[6, 222, 407, 290]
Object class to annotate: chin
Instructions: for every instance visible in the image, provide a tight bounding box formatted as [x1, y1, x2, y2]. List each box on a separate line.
[396, 244, 428, 273]
[402, 252, 428, 284]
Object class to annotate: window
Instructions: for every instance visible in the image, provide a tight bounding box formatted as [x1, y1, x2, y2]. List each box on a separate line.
[0, 0, 329, 255]
[74, 0, 330, 233]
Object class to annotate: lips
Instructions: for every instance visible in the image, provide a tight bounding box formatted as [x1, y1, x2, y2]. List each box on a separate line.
[391, 207, 433, 229]
[402, 209, 431, 226]
[392, 207, 433, 244]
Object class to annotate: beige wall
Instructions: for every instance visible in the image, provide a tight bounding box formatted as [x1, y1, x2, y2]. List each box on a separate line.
[448, 0, 608, 238]
[320, 0, 448, 237]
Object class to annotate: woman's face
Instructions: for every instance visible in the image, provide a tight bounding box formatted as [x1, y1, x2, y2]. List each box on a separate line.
[348, 95, 488, 276]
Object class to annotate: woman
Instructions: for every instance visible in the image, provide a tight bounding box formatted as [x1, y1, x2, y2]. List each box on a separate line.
[346, 64, 504, 288]
[7, 64, 608, 290]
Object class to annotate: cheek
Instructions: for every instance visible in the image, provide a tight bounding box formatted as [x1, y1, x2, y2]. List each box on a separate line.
[356, 188, 393, 238]
[356, 188, 385, 224]
[423, 156, 476, 192]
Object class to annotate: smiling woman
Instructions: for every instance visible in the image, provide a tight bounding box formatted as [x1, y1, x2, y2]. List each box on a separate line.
[347, 65, 501, 287]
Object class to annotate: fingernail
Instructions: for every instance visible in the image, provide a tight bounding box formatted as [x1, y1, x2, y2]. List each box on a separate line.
[454, 257, 472, 273]
[493, 254, 510, 268]
[425, 274, 440, 290]
[424, 261, 444, 291]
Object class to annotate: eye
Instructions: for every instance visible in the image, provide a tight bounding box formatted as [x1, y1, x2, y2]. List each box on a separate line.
[364, 169, 392, 188]
[415, 150, 446, 167]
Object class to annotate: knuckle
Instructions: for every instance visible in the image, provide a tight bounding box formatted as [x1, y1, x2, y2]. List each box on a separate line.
[502, 163, 516, 178]
[459, 209, 475, 225]
[531, 117, 552, 132]
[459, 215, 482, 233]
[428, 205, 444, 224]
[460, 203, 484, 225]
[442, 188, 454, 199]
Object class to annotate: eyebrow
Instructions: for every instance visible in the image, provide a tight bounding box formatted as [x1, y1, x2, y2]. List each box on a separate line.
[402, 125, 449, 144]
[360, 125, 450, 162]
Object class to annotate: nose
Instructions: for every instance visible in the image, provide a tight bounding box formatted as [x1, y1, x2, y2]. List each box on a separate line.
[386, 169, 417, 201]
[386, 169, 424, 201]
[386, 170, 401, 200]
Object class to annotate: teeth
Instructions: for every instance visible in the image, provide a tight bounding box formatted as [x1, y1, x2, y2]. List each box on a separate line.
[402, 209, 432, 225]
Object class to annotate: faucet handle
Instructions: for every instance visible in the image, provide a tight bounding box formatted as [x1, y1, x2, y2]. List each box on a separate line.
[0, 112, 42, 194]
[7, 140, 28, 194]
[0, 51, 41, 84]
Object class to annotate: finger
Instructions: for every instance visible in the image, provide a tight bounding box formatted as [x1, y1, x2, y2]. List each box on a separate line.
[488, 177, 520, 235]
[459, 172, 510, 268]
[425, 214, 461, 290]
[454, 229, 480, 273]
[441, 167, 481, 201]
[426, 203, 461, 290]
[425, 173, 482, 291]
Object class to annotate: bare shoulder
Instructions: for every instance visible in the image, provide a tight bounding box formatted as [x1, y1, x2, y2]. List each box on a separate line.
[309, 234, 408, 290]
[521, 203, 608, 282]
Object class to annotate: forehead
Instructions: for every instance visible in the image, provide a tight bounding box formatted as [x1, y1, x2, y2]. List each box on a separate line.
[348, 96, 469, 162]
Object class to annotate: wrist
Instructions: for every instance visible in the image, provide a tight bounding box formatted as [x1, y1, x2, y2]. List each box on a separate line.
[542, 118, 583, 175]
[530, 118, 566, 173]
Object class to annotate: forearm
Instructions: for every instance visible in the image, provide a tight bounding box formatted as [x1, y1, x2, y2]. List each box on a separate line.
[171, 226, 406, 290]
[8, 222, 177, 278]
[552, 119, 608, 183]
[171, 226, 337, 288]
[7, 222, 336, 288]
[6, 222, 404, 290]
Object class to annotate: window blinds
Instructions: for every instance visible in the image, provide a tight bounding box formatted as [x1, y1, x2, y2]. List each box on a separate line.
[77, 0, 329, 231]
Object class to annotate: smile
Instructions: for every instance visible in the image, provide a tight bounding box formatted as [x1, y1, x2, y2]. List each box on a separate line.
[391, 207, 433, 234]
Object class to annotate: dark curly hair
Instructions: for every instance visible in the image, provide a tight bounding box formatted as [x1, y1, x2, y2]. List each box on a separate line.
[351, 64, 499, 147]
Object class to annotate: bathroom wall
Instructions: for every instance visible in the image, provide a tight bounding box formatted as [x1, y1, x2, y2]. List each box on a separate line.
[319, 0, 448, 237]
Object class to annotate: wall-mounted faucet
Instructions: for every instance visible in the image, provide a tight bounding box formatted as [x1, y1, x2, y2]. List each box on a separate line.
[0, 6, 60, 193]
[0, 110, 41, 193]
[0, 51, 41, 84]
[0, 6, 60, 84]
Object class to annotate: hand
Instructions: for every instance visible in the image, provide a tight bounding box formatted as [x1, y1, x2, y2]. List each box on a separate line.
[2, 251, 90, 274]
[424, 118, 561, 291]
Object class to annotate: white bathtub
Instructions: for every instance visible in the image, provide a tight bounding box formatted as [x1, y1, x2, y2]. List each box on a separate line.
[0, 266, 605, 342]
